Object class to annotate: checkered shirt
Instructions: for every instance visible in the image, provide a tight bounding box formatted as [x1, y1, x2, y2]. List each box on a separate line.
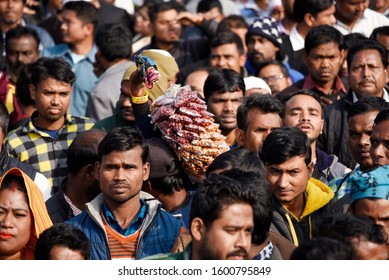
[5, 112, 94, 194]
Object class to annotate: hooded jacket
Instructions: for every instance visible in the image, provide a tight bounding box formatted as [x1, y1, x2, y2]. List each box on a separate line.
[271, 178, 334, 246]
[67, 191, 182, 260]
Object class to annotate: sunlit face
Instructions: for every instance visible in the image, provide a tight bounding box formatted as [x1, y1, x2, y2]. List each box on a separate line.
[118, 80, 135, 122]
[96, 147, 150, 206]
[0, 0, 24, 27]
[348, 49, 388, 98]
[336, 0, 368, 24]
[236, 109, 282, 153]
[350, 237, 388, 260]
[29, 77, 72, 130]
[152, 9, 181, 44]
[312, 5, 336, 26]
[370, 119, 389, 167]
[283, 94, 324, 142]
[207, 90, 244, 132]
[347, 111, 378, 170]
[49, 245, 85, 260]
[258, 64, 291, 95]
[247, 35, 279, 66]
[0, 188, 32, 260]
[265, 156, 313, 208]
[194, 203, 254, 260]
[134, 6, 152, 36]
[60, 9, 91, 44]
[305, 42, 344, 87]
[210, 43, 246, 74]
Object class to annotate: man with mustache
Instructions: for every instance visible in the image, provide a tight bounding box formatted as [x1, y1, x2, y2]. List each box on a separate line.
[67, 126, 183, 260]
[370, 109, 389, 167]
[318, 40, 389, 170]
[5, 57, 95, 196]
[282, 90, 349, 185]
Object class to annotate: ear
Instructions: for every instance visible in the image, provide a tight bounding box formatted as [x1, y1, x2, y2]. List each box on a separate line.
[29, 84, 37, 101]
[94, 161, 101, 181]
[235, 128, 245, 147]
[190, 217, 206, 242]
[85, 164, 95, 181]
[286, 77, 293, 86]
[239, 53, 247, 67]
[304, 13, 315, 27]
[385, 68, 389, 84]
[84, 23, 94, 36]
[319, 119, 324, 135]
[142, 162, 150, 181]
[339, 49, 346, 62]
[307, 161, 314, 177]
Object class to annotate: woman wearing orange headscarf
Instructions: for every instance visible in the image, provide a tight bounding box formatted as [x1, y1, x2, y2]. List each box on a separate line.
[0, 168, 53, 260]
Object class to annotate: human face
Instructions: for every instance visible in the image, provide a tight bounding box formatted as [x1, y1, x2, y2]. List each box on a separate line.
[237, 109, 281, 153]
[207, 91, 244, 132]
[49, 245, 85, 260]
[60, 9, 91, 44]
[134, 6, 152, 36]
[6, 35, 39, 80]
[210, 43, 246, 74]
[29, 77, 72, 130]
[96, 147, 150, 206]
[0, 188, 32, 260]
[336, 0, 368, 24]
[247, 35, 279, 66]
[305, 42, 344, 86]
[370, 119, 389, 167]
[258, 64, 292, 94]
[265, 156, 313, 208]
[184, 70, 209, 99]
[348, 49, 388, 98]
[284, 94, 324, 142]
[376, 34, 389, 52]
[118, 80, 135, 122]
[375, 0, 389, 13]
[350, 237, 388, 260]
[152, 9, 181, 45]
[194, 203, 254, 260]
[312, 5, 336, 26]
[353, 198, 389, 252]
[347, 111, 378, 170]
[0, 0, 24, 27]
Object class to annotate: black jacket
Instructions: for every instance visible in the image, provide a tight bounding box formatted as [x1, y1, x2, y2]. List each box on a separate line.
[45, 179, 74, 224]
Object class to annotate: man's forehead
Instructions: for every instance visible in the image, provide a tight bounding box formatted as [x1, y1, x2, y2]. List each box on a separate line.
[210, 90, 243, 98]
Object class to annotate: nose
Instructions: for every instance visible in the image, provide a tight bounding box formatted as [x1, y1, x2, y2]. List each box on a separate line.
[0, 213, 12, 228]
[235, 230, 251, 251]
[120, 94, 132, 108]
[359, 133, 371, 147]
[329, 14, 336, 25]
[277, 173, 289, 189]
[299, 111, 310, 122]
[223, 100, 233, 112]
[114, 167, 125, 180]
[370, 142, 384, 161]
[51, 94, 59, 105]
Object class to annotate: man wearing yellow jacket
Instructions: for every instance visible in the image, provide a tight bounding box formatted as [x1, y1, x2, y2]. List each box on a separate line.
[260, 127, 334, 246]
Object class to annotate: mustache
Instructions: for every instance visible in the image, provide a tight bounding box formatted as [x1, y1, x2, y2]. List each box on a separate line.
[226, 248, 248, 259]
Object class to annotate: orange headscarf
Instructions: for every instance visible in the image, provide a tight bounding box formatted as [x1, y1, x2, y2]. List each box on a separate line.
[0, 168, 53, 260]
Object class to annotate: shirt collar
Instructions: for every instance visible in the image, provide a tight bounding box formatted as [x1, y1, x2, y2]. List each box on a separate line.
[22, 111, 75, 135]
[253, 241, 274, 260]
[352, 88, 389, 103]
[303, 75, 346, 94]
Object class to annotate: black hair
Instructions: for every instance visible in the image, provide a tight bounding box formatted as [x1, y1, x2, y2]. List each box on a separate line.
[260, 127, 311, 165]
[290, 237, 355, 260]
[197, 0, 222, 14]
[374, 108, 389, 126]
[203, 68, 245, 102]
[237, 93, 284, 131]
[67, 130, 106, 175]
[148, 175, 186, 195]
[149, 0, 184, 23]
[217, 15, 248, 34]
[347, 39, 388, 69]
[62, 1, 98, 27]
[0, 102, 9, 136]
[257, 60, 290, 78]
[347, 96, 389, 120]
[15, 64, 34, 107]
[293, 0, 334, 23]
[34, 223, 91, 260]
[211, 31, 244, 55]
[190, 173, 257, 229]
[370, 26, 389, 41]
[0, 174, 27, 198]
[95, 24, 133, 61]
[29, 57, 76, 87]
[343, 33, 367, 51]
[206, 147, 264, 177]
[5, 26, 40, 52]
[281, 89, 323, 117]
[98, 126, 148, 163]
[220, 169, 272, 245]
[304, 25, 344, 54]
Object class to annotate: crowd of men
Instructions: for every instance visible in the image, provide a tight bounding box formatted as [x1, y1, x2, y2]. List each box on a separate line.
[1, 0, 389, 260]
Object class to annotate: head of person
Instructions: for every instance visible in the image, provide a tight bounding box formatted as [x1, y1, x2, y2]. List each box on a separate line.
[260, 127, 313, 205]
[347, 39, 388, 98]
[245, 16, 283, 67]
[184, 67, 212, 99]
[349, 165, 389, 252]
[189, 174, 256, 260]
[0, 0, 24, 30]
[347, 96, 389, 171]
[197, 0, 224, 23]
[375, 0, 389, 14]
[316, 213, 388, 260]
[15, 64, 35, 113]
[96, 126, 150, 205]
[0, 102, 9, 143]
[335, 0, 369, 25]
[34, 223, 91, 260]
[5, 26, 40, 82]
[94, 23, 132, 76]
[0, 168, 52, 260]
[370, 109, 389, 167]
[206, 147, 264, 177]
[370, 26, 389, 52]
[290, 237, 356, 260]
[217, 15, 248, 52]
[203, 68, 245, 133]
[134, 2, 154, 37]
[59, 1, 98, 44]
[282, 0, 296, 21]
[243, 76, 272, 96]
[236, 94, 283, 153]
[293, 0, 336, 27]
[257, 60, 292, 95]
[283, 90, 324, 143]
[210, 31, 246, 74]
[304, 25, 345, 87]
[340, 32, 367, 78]
[149, 0, 182, 45]
[29, 57, 75, 125]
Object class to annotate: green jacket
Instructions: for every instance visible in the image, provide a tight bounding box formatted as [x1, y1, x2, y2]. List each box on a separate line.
[143, 243, 192, 260]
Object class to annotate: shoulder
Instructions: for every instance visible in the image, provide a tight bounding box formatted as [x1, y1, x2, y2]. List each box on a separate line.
[41, 44, 69, 56]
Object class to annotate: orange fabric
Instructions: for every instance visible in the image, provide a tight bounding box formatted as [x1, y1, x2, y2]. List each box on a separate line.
[0, 168, 53, 260]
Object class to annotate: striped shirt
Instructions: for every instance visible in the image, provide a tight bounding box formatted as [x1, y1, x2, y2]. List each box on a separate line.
[5, 112, 94, 194]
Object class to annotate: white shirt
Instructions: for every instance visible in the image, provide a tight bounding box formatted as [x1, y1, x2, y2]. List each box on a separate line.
[289, 25, 305, 52]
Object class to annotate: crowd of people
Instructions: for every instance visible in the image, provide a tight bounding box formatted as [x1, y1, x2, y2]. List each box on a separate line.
[0, 0, 389, 260]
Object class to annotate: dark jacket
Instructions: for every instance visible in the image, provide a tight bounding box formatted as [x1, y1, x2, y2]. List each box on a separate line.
[45, 181, 73, 223]
[314, 148, 349, 185]
[67, 192, 182, 260]
[0, 144, 36, 180]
